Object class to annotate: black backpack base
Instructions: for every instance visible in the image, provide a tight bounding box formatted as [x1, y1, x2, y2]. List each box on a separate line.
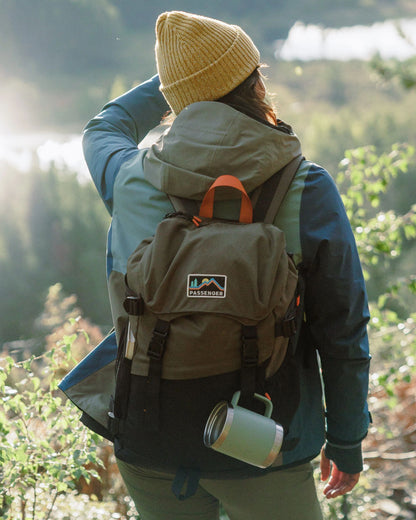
[111, 348, 300, 479]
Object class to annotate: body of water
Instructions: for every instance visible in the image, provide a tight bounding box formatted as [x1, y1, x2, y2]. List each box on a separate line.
[0, 133, 88, 180]
[276, 18, 416, 61]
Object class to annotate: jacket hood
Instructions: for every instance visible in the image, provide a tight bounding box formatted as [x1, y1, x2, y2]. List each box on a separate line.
[143, 101, 302, 200]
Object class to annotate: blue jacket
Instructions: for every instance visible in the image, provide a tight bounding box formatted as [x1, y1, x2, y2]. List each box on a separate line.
[60, 74, 371, 475]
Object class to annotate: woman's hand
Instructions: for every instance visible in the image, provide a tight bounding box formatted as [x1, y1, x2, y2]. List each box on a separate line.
[320, 447, 360, 499]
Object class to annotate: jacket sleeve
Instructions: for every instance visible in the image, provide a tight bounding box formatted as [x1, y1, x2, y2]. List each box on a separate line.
[300, 163, 371, 474]
[82, 74, 169, 214]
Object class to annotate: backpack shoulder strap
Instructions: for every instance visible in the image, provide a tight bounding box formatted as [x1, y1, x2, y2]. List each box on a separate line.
[253, 155, 304, 224]
[168, 154, 303, 221]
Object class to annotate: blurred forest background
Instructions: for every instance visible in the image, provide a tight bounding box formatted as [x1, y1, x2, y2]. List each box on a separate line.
[1, 1, 416, 519]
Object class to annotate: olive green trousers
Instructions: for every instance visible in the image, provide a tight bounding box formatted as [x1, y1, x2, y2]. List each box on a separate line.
[117, 459, 323, 520]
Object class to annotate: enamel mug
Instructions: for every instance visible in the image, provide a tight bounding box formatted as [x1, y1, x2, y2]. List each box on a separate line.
[203, 391, 284, 468]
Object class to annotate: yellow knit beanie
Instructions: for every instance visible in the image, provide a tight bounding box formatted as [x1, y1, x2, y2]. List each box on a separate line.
[155, 11, 260, 114]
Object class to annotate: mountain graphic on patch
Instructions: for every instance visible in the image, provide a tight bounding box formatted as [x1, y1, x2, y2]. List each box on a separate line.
[187, 274, 227, 298]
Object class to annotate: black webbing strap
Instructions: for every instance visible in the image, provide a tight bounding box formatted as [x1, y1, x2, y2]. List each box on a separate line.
[253, 155, 304, 224]
[240, 325, 258, 403]
[109, 355, 132, 437]
[171, 467, 201, 501]
[144, 319, 170, 431]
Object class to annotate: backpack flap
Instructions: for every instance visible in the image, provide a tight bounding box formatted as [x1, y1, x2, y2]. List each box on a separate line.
[127, 217, 295, 321]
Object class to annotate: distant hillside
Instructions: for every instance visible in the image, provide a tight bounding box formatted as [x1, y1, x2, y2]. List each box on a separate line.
[1, 0, 416, 79]
[0, 0, 415, 131]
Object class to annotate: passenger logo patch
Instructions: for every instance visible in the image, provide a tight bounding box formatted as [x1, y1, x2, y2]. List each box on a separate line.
[187, 274, 227, 298]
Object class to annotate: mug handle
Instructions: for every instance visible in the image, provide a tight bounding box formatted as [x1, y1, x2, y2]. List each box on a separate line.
[231, 391, 273, 418]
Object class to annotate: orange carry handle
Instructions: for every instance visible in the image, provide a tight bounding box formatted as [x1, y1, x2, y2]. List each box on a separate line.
[199, 175, 253, 223]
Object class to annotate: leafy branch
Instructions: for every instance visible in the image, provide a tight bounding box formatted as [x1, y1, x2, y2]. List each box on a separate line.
[336, 143, 415, 277]
[0, 325, 103, 520]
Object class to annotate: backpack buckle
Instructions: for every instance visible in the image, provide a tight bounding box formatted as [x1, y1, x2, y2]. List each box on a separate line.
[123, 295, 144, 316]
[147, 320, 170, 360]
[276, 316, 297, 338]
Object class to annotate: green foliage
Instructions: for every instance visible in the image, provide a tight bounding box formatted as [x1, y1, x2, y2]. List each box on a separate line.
[339, 143, 416, 414]
[268, 59, 416, 186]
[371, 55, 416, 91]
[305, 143, 416, 520]
[0, 329, 103, 519]
[336, 144, 415, 266]
[335, 144, 416, 301]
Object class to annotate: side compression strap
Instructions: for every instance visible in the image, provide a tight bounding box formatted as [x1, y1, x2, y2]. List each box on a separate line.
[144, 319, 170, 431]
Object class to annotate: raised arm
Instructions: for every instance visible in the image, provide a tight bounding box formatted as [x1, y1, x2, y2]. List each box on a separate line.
[82, 74, 169, 214]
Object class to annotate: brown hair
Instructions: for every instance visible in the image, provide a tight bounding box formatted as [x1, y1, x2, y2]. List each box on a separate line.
[216, 67, 277, 125]
[162, 66, 277, 125]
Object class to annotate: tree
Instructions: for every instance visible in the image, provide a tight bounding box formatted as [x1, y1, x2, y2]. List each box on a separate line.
[371, 55, 416, 91]
[0, 164, 111, 342]
[0, 0, 124, 76]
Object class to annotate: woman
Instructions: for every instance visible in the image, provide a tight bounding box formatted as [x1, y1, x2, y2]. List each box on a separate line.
[81, 11, 371, 520]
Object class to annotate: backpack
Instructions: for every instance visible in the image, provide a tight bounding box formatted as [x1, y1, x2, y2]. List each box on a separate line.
[109, 156, 305, 489]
